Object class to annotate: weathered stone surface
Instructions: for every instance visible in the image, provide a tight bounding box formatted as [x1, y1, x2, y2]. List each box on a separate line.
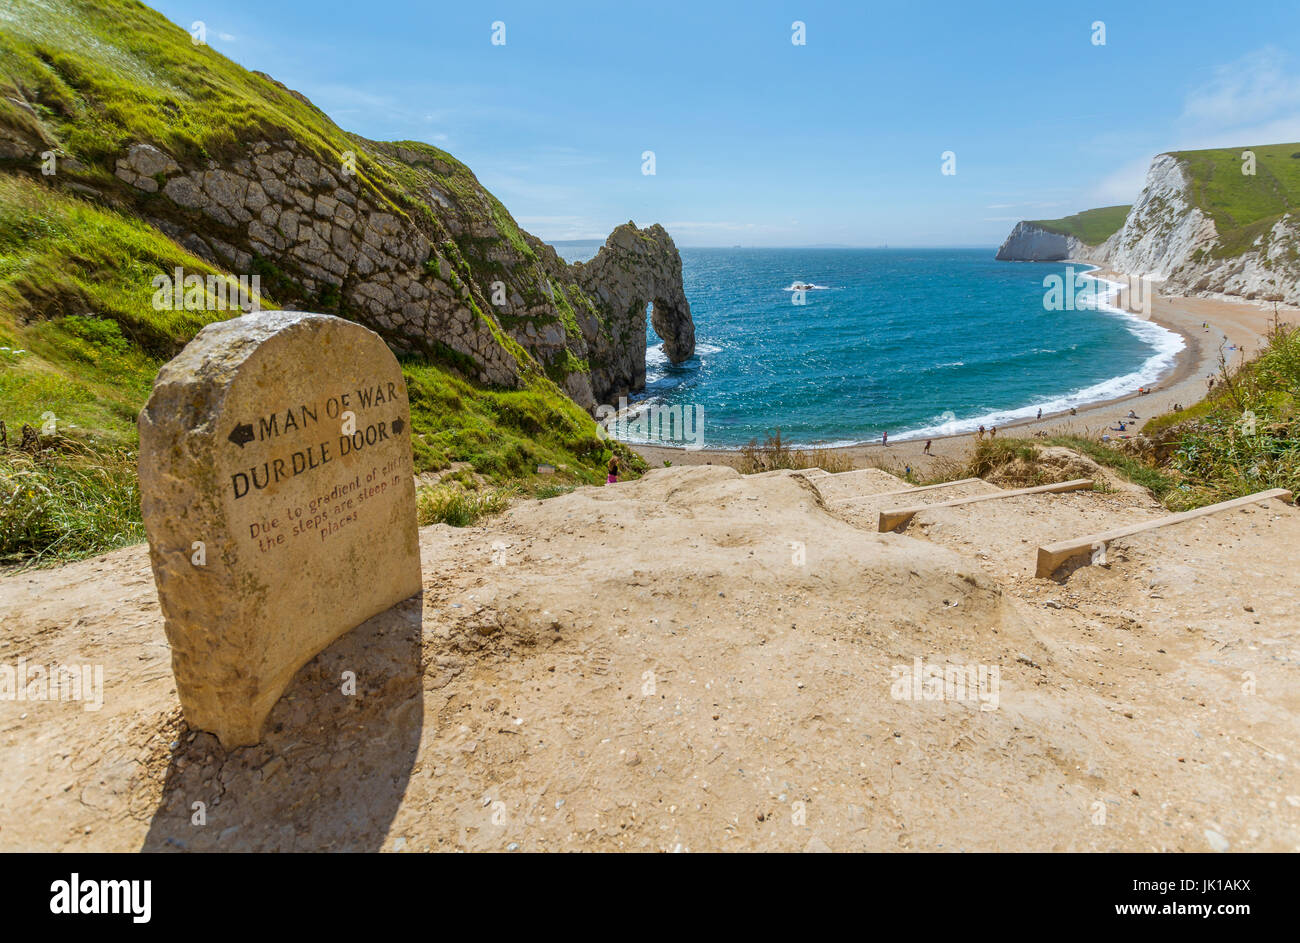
[139, 311, 422, 748]
[575, 222, 695, 405]
[97, 126, 696, 412]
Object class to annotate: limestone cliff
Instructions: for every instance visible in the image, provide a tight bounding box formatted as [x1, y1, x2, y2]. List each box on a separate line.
[0, 1, 693, 415]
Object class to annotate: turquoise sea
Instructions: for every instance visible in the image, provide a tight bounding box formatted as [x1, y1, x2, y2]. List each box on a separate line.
[557, 247, 1182, 448]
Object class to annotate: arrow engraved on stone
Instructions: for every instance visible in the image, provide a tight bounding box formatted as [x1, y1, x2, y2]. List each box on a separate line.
[228, 422, 255, 447]
[391, 418, 405, 435]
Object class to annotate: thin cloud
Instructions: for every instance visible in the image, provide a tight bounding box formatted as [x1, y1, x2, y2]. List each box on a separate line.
[1182, 47, 1300, 128]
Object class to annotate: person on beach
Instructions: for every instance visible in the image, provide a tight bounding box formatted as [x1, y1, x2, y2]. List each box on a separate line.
[1127, 410, 1138, 419]
[1036, 408, 1042, 420]
[1070, 407, 1077, 416]
[606, 456, 618, 484]
[989, 426, 997, 438]
[923, 439, 932, 455]
[977, 425, 985, 440]
[882, 431, 888, 447]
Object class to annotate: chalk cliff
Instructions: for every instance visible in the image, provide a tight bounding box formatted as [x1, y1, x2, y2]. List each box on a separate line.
[995, 222, 1092, 261]
[1096, 153, 1300, 305]
[997, 148, 1300, 306]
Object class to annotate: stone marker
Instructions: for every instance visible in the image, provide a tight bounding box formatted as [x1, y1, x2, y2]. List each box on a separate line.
[139, 311, 422, 748]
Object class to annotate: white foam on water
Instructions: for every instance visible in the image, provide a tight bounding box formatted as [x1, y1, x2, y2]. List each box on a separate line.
[889, 266, 1184, 443]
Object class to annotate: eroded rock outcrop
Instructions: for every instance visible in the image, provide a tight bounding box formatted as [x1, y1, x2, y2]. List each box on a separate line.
[573, 222, 695, 405]
[7, 82, 694, 415]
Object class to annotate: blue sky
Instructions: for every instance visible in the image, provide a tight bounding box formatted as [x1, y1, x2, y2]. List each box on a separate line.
[156, 0, 1300, 246]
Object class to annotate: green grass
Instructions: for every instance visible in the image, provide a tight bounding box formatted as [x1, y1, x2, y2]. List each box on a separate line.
[416, 482, 517, 528]
[0, 0, 645, 564]
[0, 177, 632, 565]
[0, 173, 266, 444]
[0, 0, 393, 191]
[1036, 435, 1178, 499]
[1149, 318, 1300, 509]
[0, 437, 144, 564]
[1026, 205, 1131, 245]
[1169, 143, 1300, 258]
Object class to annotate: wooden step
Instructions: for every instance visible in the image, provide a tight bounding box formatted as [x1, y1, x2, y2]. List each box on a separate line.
[829, 477, 990, 505]
[878, 478, 1095, 532]
[1034, 488, 1294, 577]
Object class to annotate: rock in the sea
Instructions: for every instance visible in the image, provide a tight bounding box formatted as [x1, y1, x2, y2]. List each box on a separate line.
[576, 222, 695, 405]
[138, 311, 422, 748]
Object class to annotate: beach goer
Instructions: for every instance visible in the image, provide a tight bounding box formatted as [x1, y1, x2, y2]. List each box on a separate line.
[882, 431, 888, 447]
[989, 426, 997, 438]
[606, 456, 618, 484]
[1036, 408, 1042, 420]
[1127, 410, 1138, 419]
[923, 439, 932, 455]
[977, 425, 985, 440]
[1070, 407, 1077, 416]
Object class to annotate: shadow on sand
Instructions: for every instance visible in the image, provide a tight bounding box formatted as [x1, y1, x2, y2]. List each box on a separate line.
[142, 595, 423, 852]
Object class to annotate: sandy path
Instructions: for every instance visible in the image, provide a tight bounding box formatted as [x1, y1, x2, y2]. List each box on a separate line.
[634, 273, 1297, 477]
[2, 464, 1298, 851]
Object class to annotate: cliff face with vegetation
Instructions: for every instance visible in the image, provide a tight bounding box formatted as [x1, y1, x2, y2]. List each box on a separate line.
[0, 0, 693, 416]
[0, 0, 699, 562]
[1097, 146, 1300, 305]
[995, 206, 1130, 262]
[997, 145, 1300, 305]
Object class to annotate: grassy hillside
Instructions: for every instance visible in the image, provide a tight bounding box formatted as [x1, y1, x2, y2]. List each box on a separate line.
[0, 0, 397, 193]
[0, 0, 641, 566]
[1026, 205, 1130, 245]
[0, 174, 634, 564]
[1169, 142, 1300, 257]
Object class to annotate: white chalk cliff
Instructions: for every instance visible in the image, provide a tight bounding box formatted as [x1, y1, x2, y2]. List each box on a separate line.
[995, 222, 1091, 261]
[1000, 152, 1300, 306]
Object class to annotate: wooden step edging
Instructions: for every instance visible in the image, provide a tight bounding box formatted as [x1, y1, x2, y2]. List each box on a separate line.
[1035, 488, 1294, 578]
[829, 477, 988, 505]
[878, 478, 1095, 532]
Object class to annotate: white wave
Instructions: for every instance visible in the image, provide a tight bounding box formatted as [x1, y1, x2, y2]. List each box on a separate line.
[782, 282, 831, 291]
[886, 266, 1184, 443]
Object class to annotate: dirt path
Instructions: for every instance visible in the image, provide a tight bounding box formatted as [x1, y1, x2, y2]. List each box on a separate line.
[2, 464, 1296, 851]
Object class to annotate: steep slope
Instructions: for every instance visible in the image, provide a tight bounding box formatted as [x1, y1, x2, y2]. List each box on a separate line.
[0, 0, 699, 563]
[1099, 145, 1300, 304]
[0, 0, 694, 413]
[997, 145, 1300, 304]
